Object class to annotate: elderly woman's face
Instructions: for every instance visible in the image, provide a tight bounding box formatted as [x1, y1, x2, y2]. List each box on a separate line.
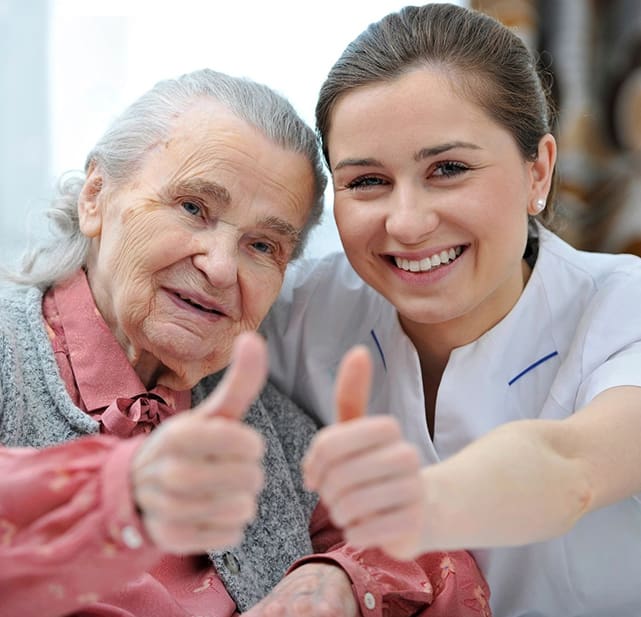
[78, 100, 315, 389]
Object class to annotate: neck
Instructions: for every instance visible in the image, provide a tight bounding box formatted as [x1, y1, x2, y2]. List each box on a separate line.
[129, 348, 163, 389]
[399, 259, 533, 373]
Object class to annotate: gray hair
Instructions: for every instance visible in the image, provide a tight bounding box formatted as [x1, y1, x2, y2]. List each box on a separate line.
[8, 68, 326, 288]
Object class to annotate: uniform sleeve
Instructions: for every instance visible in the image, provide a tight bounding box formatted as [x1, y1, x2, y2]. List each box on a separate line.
[0, 434, 163, 617]
[292, 502, 491, 617]
[575, 269, 641, 408]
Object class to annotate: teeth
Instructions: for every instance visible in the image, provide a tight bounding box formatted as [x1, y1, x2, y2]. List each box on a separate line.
[394, 246, 462, 272]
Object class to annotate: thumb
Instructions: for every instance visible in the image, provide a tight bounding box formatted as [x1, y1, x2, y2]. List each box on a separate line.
[193, 331, 268, 421]
[334, 345, 373, 423]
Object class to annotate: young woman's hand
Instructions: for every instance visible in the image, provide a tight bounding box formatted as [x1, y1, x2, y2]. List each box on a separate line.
[131, 332, 267, 554]
[303, 346, 425, 560]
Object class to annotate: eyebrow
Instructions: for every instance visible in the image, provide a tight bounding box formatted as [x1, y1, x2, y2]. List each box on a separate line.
[163, 179, 301, 245]
[165, 178, 231, 204]
[414, 141, 481, 161]
[333, 157, 382, 172]
[258, 215, 301, 246]
[333, 141, 482, 171]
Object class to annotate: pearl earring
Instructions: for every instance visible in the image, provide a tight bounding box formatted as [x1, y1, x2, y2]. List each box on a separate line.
[533, 198, 546, 214]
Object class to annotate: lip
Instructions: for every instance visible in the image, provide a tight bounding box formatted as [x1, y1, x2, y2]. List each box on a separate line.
[390, 244, 465, 262]
[162, 287, 232, 320]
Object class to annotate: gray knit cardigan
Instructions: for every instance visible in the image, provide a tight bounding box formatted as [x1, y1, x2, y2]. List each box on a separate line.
[0, 284, 319, 612]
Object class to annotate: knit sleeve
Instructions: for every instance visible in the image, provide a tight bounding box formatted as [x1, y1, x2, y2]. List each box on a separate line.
[0, 330, 5, 423]
[259, 381, 320, 520]
[0, 434, 162, 616]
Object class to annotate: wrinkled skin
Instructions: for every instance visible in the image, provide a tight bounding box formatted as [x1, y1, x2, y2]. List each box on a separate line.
[78, 99, 315, 390]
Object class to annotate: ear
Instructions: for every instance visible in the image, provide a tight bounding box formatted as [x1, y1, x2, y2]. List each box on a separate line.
[527, 133, 557, 215]
[78, 159, 105, 238]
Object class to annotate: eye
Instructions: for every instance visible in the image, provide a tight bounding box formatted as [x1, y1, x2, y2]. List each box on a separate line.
[432, 161, 468, 178]
[251, 240, 275, 254]
[181, 200, 203, 217]
[345, 175, 388, 190]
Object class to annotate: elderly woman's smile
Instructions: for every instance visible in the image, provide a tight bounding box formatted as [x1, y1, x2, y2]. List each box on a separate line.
[166, 288, 229, 316]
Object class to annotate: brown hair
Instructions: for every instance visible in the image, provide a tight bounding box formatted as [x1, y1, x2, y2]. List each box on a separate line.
[315, 2, 557, 226]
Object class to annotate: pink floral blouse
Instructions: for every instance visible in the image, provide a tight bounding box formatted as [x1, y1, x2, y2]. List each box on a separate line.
[0, 271, 491, 616]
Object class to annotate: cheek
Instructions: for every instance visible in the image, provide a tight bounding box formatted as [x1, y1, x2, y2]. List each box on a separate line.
[112, 218, 195, 280]
[333, 198, 374, 251]
[240, 267, 285, 324]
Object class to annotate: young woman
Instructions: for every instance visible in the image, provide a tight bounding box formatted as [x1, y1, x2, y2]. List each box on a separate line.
[263, 4, 641, 616]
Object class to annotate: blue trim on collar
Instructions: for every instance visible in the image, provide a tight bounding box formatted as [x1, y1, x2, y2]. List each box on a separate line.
[370, 329, 387, 372]
[508, 351, 559, 386]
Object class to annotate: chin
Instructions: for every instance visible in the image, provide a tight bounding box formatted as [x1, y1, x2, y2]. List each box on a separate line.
[152, 344, 230, 382]
[160, 355, 229, 391]
[398, 303, 461, 326]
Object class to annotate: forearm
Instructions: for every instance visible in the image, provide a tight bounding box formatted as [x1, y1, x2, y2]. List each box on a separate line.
[0, 435, 161, 615]
[420, 418, 592, 551]
[420, 386, 641, 552]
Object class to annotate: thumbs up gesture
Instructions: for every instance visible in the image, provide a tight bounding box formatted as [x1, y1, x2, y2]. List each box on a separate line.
[303, 346, 424, 560]
[131, 332, 267, 554]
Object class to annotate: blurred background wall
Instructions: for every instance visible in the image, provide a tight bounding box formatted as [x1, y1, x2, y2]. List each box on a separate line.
[0, 0, 50, 266]
[473, 0, 641, 256]
[2, 0, 641, 271]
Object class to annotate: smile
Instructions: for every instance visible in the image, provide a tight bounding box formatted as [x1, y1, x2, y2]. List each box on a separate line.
[393, 246, 463, 272]
[172, 291, 226, 316]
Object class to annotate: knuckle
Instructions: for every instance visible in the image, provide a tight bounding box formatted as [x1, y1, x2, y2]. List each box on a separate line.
[149, 491, 177, 515]
[157, 459, 187, 490]
[253, 467, 265, 491]
[345, 524, 367, 548]
[395, 442, 420, 467]
[322, 467, 344, 496]
[310, 430, 337, 462]
[406, 446, 422, 469]
[375, 415, 401, 437]
[235, 494, 258, 521]
[329, 502, 348, 528]
[332, 496, 358, 528]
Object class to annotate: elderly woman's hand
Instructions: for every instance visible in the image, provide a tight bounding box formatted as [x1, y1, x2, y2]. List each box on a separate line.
[131, 332, 267, 554]
[242, 562, 357, 617]
[303, 346, 424, 561]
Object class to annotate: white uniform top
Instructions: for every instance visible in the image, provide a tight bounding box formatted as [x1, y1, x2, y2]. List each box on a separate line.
[262, 226, 641, 617]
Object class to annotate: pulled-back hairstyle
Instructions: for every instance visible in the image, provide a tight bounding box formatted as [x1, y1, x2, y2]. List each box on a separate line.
[316, 2, 557, 226]
[9, 68, 326, 288]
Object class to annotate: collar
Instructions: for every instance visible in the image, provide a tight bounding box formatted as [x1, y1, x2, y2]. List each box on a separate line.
[52, 270, 191, 414]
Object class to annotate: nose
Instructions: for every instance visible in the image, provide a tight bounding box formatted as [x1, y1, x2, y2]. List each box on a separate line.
[191, 229, 239, 289]
[384, 185, 439, 245]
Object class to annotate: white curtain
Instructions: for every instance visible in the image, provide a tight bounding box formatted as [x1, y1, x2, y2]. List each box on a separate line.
[0, 0, 50, 267]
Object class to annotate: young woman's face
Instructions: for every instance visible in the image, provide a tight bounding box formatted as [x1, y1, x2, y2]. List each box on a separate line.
[327, 68, 554, 344]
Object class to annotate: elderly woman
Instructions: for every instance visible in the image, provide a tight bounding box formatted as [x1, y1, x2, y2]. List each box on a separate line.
[0, 68, 329, 616]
